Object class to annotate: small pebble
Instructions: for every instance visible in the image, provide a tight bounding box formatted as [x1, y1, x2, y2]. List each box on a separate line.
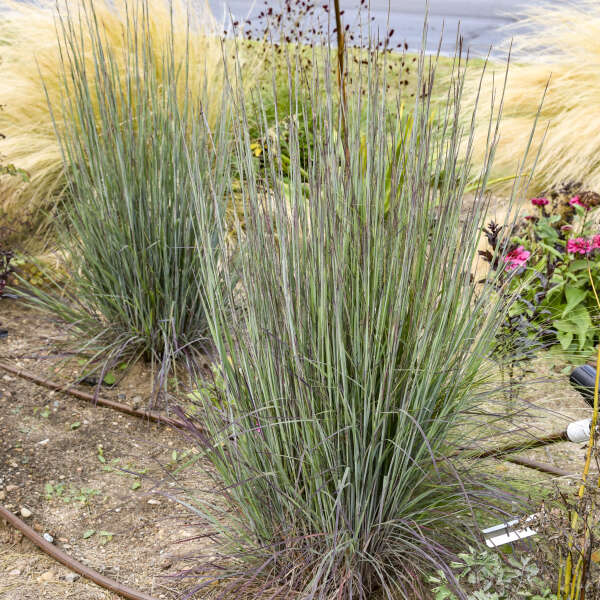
[37, 439, 50, 446]
[6, 484, 18, 492]
[8, 569, 21, 576]
[38, 570, 54, 583]
[63, 572, 80, 583]
[43, 533, 54, 543]
[20, 507, 32, 518]
[147, 499, 161, 505]
[0, 490, 6, 501]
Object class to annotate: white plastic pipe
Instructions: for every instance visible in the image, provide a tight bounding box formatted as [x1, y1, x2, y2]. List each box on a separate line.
[566, 418, 592, 443]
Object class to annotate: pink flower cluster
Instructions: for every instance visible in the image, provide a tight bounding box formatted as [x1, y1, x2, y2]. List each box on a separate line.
[504, 246, 531, 271]
[569, 195, 589, 210]
[566, 235, 600, 255]
[567, 238, 591, 254]
[531, 197, 549, 206]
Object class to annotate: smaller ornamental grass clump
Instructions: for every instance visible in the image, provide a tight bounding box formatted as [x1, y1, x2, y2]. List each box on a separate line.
[16, 0, 231, 398]
[483, 181, 600, 357]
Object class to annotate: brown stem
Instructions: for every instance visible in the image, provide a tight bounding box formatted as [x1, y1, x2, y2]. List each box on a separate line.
[0, 361, 194, 430]
[333, 0, 350, 170]
[0, 504, 159, 600]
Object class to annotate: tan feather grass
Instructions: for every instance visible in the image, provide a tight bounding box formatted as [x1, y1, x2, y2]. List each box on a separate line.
[468, 1, 600, 196]
[0, 0, 244, 249]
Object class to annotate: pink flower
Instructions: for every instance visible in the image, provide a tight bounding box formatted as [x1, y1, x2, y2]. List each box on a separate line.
[531, 197, 549, 206]
[524, 215, 537, 221]
[561, 225, 573, 232]
[566, 237, 592, 255]
[569, 195, 588, 210]
[592, 235, 600, 250]
[504, 245, 531, 271]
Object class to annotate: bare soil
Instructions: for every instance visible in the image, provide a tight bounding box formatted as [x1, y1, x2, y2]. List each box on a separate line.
[0, 298, 216, 600]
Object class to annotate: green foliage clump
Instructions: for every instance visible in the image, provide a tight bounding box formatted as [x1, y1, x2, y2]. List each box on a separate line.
[429, 547, 556, 600]
[482, 182, 600, 361]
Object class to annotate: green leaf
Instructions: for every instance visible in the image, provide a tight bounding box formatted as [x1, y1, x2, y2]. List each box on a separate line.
[131, 481, 141, 490]
[570, 305, 592, 350]
[562, 286, 587, 317]
[546, 282, 565, 300]
[553, 319, 578, 334]
[82, 529, 95, 539]
[70, 421, 81, 430]
[102, 372, 116, 386]
[538, 242, 562, 258]
[556, 331, 573, 350]
[99, 530, 114, 544]
[568, 260, 591, 273]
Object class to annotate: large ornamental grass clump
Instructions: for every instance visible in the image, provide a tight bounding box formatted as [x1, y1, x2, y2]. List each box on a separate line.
[190, 44, 523, 598]
[467, 0, 600, 194]
[23, 0, 231, 389]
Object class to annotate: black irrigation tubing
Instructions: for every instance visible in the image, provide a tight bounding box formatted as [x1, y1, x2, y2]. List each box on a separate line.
[0, 504, 160, 600]
[0, 360, 197, 431]
[456, 431, 577, 477]
[503, 455, 574, 478]
[461, 430, 570, 460]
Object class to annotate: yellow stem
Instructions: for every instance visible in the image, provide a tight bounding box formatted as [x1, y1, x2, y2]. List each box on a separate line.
[571, 554, 583, 599]
[564, 554, 573, 599]
[559, 265, 599, 599]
